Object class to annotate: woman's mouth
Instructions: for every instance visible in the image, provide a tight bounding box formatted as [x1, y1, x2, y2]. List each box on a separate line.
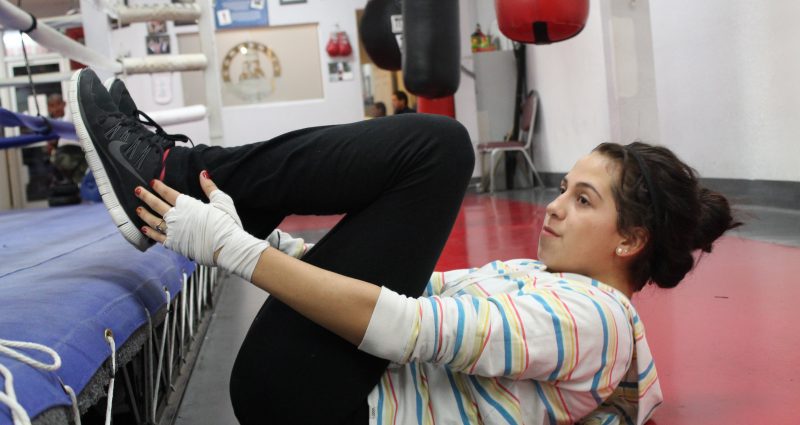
[542, 225, 560, 237]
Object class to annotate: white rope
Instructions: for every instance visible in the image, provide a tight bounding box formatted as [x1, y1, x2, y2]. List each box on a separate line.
[103, 331, 116, 425]
[0, 72, 73, 89]
[115, 3, 201, 25]
[0, 340, 60, 372]
[168, 288, 178, 388]
[0, 1, 122, 72]
[147, 105, 207, 127]
[120, 54, 207, 74]
[0, 339, 66, 425]
[62, 383, 82, 425]
[152, 289, 171, 422]
[200, 267, 207, 309]
[180, 273, 188, 359]
[0, 363, 30, 425]
[188, 273, 195, 339]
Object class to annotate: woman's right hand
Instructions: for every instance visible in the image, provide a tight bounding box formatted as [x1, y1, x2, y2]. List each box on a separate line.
[136, 172, 269, 280]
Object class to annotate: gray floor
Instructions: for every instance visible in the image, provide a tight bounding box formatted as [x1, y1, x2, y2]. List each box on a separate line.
[174, 189, 800, 425]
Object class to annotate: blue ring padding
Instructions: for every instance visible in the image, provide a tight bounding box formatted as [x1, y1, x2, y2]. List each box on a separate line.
[0, 203, 194, 423]
[0, 133, 58, 149]
[0, 107, 78, 150]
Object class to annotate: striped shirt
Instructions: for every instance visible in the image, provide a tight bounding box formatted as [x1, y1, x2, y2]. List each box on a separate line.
[359, 259, 663, 424]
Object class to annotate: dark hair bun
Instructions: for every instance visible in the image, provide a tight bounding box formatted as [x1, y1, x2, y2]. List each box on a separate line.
[650, 251, 693, 289]
[694, 188, 737, 253]
[593, 142, 742, 290]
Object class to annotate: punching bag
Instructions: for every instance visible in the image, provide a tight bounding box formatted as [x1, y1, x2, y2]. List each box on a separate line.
[360, 0, 403, 70]
[495, 0, 589, 44]
[403, 0, 460, 98]
[417, 96, 456, 118]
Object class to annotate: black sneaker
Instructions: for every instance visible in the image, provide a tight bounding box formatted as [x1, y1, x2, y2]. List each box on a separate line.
[104, 77, 193, 145]
[71, 69, 175, 251]
[104, 77, 137, 117]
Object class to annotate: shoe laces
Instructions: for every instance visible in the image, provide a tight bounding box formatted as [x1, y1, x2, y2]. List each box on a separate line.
[100, 112, 177, 171]
[135, 109, 195, 147]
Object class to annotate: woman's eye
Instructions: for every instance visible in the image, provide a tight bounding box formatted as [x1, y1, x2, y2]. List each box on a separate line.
[578, 195, 590, 205]
[559, 187, 566, 194]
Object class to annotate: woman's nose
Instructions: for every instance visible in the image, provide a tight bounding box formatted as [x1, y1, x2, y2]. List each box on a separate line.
[546, 195, 565, 219]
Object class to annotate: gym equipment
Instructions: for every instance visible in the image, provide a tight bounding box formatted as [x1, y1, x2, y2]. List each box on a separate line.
[495, 0, 590, 44]
[359, 0, 403, 70]
[417, 95, 455, 118]
[0, 204, 217, 425]
[402, 0, 460, 98]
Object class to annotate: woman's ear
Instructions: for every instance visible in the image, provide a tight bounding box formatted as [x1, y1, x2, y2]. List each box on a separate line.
[616, 227, 649, 258]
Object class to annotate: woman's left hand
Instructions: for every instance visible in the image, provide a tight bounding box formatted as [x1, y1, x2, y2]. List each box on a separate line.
[134, 171, 269, 280]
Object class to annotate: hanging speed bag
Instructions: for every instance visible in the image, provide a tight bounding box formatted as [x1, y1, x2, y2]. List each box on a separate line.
[360, 0, 403, 70]
[495, 0, 589, 44]
[403, 0, 460, 98]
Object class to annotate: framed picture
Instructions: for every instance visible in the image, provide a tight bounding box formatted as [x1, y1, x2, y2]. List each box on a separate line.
[279, 0, 306, 5]
[216, 24, 323, 106]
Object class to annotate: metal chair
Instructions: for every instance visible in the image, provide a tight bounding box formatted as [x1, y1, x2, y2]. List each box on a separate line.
[477, 90, 543, 192]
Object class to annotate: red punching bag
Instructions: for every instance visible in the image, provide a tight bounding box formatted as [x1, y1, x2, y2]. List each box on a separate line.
[418, 96, 455, 118]
[495, 0, 589, 44]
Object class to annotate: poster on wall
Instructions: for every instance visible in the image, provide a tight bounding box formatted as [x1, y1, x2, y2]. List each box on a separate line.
[146, 20, 170, 55]
[328, 61, 354, 82]
[215, 0, 269, 30]
[216, 24, 323, 106]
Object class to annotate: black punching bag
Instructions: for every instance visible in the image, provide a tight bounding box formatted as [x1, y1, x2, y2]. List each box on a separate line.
[495, 0, 589, 44]
[360, 0, 403, 70]
[402, 0, 460, 98]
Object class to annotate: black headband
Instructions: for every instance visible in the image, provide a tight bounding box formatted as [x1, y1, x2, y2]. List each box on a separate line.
[626, 146, 663, 229]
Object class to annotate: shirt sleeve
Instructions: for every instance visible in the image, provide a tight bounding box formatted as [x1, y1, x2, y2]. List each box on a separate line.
[359, 285, 634, 391]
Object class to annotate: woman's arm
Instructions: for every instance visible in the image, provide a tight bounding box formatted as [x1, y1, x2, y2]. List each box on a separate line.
[137, 175, 382, 346]
[249, 247, 381, 346]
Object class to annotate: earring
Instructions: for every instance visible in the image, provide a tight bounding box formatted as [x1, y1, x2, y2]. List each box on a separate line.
[616, 247, 624, 255]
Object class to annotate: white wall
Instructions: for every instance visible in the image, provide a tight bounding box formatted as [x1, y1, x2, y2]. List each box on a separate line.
[219, 0, 368, 146]
[522, 0, 800, 182]
[525, 0, 613, 173]
[649, 1, 800, 181]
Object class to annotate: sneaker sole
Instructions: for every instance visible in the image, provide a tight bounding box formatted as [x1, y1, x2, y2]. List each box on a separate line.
[70, 70, 152, 252]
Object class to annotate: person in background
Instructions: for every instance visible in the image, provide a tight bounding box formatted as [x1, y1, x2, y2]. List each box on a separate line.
[47, 93, 66, 120]
[391, 90, 415, 114]
[370, 102, 387, 118]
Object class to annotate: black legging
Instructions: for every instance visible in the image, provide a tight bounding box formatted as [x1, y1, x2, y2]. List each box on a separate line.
[163, 114, 474, 424]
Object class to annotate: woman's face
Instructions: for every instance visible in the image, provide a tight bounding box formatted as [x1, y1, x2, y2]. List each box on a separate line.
[538, 152, 624, 278]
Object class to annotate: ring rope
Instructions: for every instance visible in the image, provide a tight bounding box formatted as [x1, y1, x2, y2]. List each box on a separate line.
[103, 331, 116, 425]
[0, 339, 80, 425]
[151, 289, 171, 422]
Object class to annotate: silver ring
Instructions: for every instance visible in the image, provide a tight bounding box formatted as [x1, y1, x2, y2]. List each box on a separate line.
[156, 220, 167, 233]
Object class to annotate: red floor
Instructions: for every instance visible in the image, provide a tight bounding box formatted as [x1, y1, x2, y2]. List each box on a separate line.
[280, 195, 800, 424]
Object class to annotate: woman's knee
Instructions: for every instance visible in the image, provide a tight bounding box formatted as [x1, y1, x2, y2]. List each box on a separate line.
[414, 114, 475, 178]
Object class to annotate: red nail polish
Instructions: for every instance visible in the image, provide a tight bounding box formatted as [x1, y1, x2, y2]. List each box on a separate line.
[135, 187, 141, 196]
[202, 170, 210, 179]
[141, 227, 148, 234]
[149, 179, 157, 188]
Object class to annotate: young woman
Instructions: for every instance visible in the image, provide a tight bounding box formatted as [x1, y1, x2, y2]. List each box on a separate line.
[73, 69, 739, 425]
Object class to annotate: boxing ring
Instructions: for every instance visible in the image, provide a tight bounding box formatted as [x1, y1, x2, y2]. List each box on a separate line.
[0, 202, 221, 425]
[0, 0, 226, 421]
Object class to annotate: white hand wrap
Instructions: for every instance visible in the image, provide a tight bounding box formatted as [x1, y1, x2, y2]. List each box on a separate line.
[163, 190, 268, 280]
[266, 229, 310, 259]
